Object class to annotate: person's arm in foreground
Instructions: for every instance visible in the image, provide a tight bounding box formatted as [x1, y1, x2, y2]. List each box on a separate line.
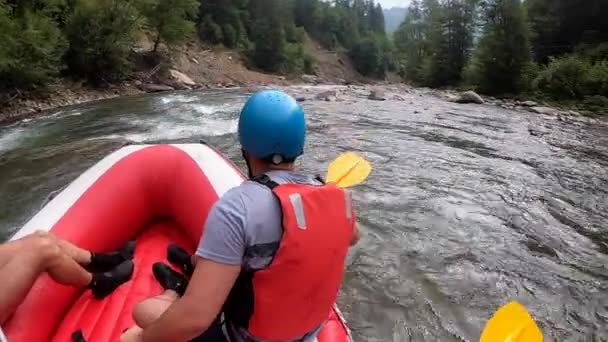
[140, 257, 240, 341]
[140, 188, 247, 341]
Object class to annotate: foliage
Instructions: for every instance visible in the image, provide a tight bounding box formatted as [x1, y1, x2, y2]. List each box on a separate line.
[64, 0, 139, 83]
[0, 1, 67, 89]
[526, 0, 608, 63]
[467, 0, 533, 94]
[136, 0, 198, 53]
[196, 0, 389, 78]
[533, 56, 608, 100]
[394, 0, 477, 86]
[2, 0, 606, 113]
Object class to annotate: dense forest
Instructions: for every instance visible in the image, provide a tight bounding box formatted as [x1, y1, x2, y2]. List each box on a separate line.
[394, 0, 608, 109]
[0, 0, 607, 111]
[0, 0, 392, 91]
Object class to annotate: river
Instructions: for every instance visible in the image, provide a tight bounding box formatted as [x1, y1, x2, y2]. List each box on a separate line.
[0, 85, 606, 341]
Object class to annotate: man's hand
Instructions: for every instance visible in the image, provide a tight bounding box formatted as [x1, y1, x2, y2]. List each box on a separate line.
[140, 257, 241, 341]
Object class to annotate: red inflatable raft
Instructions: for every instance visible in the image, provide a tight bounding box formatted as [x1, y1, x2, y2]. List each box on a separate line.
[3, 143, 352, 342]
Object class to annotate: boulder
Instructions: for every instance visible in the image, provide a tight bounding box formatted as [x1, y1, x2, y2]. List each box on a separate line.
[368, 89, 386, 101]
[302, 74, 318, 83]
[530, 106, 558, 115]
[315, 90, 337, 102]
[452, 91, 484, 104]
[169, 69, 196, 87]
[521, 100, 538, 107]
[568, 110, 581, 116]
[445, 94, 460, 102]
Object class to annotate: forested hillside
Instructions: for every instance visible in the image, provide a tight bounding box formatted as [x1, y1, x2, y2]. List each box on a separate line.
[0, 0, 394, 95]
[1, 0, 606, 114]
[393, 0, 608, 110]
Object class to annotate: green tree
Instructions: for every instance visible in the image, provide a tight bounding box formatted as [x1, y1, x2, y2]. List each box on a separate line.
[427, 0, 478, 86]
[0, 1, 67, 89]
[370, 3, 385, 34]
[249, 0, 286, 71]
[393, 0, 427, 82]
[137, 0, 198, 53]
[469, 0, 533, 94]
[64, 0, 139, 82]
[527, 0, 608, 63]
[294, 0, 319, 33]
[350, 35, 385, 77]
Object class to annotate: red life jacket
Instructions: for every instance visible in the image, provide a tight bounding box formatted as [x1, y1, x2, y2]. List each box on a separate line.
[223, 175, 355, 341]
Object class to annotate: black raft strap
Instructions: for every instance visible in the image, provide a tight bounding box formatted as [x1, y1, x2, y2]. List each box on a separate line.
[251, 174, 279, 190]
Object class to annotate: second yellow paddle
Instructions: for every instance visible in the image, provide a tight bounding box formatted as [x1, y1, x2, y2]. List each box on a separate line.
[325, 152, 372, 188]
[480, 301, 543, 342]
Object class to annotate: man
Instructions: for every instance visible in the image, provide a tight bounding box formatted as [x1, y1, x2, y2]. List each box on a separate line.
[122, 90, 359, 342]
[0, 231, 135, 324]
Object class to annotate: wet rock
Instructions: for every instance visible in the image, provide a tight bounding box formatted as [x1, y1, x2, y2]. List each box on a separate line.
[144, 83, 175, 92]
[520, 100, 538, 107]
[528, 129, 543, 137]
[445, 94, 460, 102]
[530, 106, 558, 115]
[169, 69, 196, 87]
[368, 89, 386, 101]
[302, 74, 318, 83]
[452, 91, 484, 104]
[315, 90, 337, 102]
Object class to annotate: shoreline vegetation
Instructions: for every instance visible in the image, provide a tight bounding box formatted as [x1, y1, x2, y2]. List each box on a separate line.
[1, 0, 606, 125]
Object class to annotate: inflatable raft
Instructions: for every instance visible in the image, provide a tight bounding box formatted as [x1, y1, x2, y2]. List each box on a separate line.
[3, 143, 352, 342]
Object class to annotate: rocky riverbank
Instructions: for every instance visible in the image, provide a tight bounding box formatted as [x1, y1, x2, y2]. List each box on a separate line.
[0, 37, 370, 125]
[434, 89, 607, 125]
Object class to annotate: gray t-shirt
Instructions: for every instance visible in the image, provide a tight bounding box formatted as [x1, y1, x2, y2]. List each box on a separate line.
[196, 170, 323, 342]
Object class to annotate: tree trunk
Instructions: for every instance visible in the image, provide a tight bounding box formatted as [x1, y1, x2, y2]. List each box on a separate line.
[153, 32, 161, 53]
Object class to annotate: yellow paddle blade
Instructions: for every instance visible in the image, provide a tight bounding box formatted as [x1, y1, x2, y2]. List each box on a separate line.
[325, 152, 372, 188]
[480, 301, 543, 342]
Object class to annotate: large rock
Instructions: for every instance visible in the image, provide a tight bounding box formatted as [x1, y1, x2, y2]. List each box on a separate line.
[368, 89, 386, 101]
[302, 74, 318, 83]
[453, 91, 484, 104]
[520, 100, 538, 107]
[169, 69, 196, 87]
[315, 90, 337, 102]
[530, 106, 558, 115]
[144, 83, 175, 93]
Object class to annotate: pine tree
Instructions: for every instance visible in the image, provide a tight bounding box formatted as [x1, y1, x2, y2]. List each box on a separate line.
[249, 0, 286, 71]
[370, 3, 385, 34]
[472, 0, 533, 94]
[394, 0, 427, 82]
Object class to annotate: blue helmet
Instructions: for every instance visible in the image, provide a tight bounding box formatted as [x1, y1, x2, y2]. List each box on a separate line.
[238, 90, 306, 163]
